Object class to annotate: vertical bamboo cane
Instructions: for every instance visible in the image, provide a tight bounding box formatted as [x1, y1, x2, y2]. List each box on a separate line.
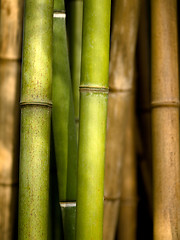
[0, 0, 23, 239]
[76, 0, 111, 239]
[151, 0, 180, 239]
[103, 0, 139, 239]
[67, 0, 83, 131]
[52, 0, 78, 239]
[18, 0, 53, 238]
[117, 95, 137, 240]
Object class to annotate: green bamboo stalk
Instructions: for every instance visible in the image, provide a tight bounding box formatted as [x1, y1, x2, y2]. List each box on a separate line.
[52, 0, 78, 239]
[18, 0, 53, 238]
[151, 0, 180, 239]
[66, 0, 83, 130]
[76, 0, 111, 239]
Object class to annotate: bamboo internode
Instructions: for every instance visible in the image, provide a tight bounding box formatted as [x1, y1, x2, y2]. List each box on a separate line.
[151, 0, 180, 239]
[18, 0, 53, 238]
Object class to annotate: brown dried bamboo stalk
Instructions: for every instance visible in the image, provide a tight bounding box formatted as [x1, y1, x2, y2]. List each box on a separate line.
[117, 95, 137, 240]
[136, 0, 152, 214]
[0, 0, 23, 239]
[103, 0, 140, 239]
[151, 0, 180, 239]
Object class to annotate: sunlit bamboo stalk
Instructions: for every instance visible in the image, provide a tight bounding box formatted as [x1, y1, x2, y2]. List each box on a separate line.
[18, 0, 53, 238]
[103, 0, 139, 239]
[151, 0, 180, 239]
[76, 0, 111, 239]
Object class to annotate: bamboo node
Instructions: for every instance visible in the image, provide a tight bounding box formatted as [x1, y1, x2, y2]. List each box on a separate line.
[79, 86, 109, 93]
[151, 101, 179, 108]
[60, 201, 76, 208]
[20, 101, 52, 108]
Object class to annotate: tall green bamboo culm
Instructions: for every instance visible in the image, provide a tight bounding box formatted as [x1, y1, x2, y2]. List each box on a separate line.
[76, 0, 111, 239]
[52, 0, 78, 239]
[66, 0, 83, 132]
[18, 0, 53, 239]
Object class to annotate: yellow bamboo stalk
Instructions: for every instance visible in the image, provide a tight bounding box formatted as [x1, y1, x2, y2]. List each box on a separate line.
[103, 0, 140, 239]
[151, 0, 180, 239]
[0, 0, 23, 239]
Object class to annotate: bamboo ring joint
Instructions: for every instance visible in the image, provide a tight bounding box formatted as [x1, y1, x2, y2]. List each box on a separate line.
[20, 101, 52, 108]
[151, 101, 179, 108]
[79, 86, 109, 94]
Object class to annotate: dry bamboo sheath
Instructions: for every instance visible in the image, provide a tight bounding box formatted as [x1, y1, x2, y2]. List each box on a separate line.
[0, 0, 23, 239]
[103, 0, 139, 239]
[151, 0, 180, 239]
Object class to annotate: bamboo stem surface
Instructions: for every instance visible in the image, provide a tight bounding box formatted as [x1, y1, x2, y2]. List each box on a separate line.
[151, 0, 180, 239]
[18, 0, 53, 238]
[76, 0, 111, 239]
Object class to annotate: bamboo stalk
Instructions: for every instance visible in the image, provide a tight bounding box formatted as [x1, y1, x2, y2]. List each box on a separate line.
[52, 1, 78, 239]
[0, 0, 23, 239]
[103, 0, 139, 239]
[18, 0, 53, 238]
[76, 0, 111, 239]
[151, 0, 180, 239]
[117, 95, 137, 240]
[66, 0, 83, 130]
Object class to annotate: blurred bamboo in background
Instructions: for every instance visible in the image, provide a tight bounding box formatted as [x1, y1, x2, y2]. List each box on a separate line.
[0, 0, 23, 239]
[117, 95, 137, 240]
[151, 0, 180, 239]
[103, 0, 139, 239]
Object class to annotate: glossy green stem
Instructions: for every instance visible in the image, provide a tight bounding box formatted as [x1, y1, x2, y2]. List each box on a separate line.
[18, 0, 53, 239]
[76, 0, 111, 239]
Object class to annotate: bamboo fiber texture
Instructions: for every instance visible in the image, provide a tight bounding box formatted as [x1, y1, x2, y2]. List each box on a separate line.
[151, 0, 180, 239]
[76, 0, 111, 239]
[18, 0, 53, 238]
[103, 1, 139, 239]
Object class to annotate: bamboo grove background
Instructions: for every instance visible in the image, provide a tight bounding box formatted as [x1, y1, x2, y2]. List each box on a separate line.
[0, 0, 180, 239]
